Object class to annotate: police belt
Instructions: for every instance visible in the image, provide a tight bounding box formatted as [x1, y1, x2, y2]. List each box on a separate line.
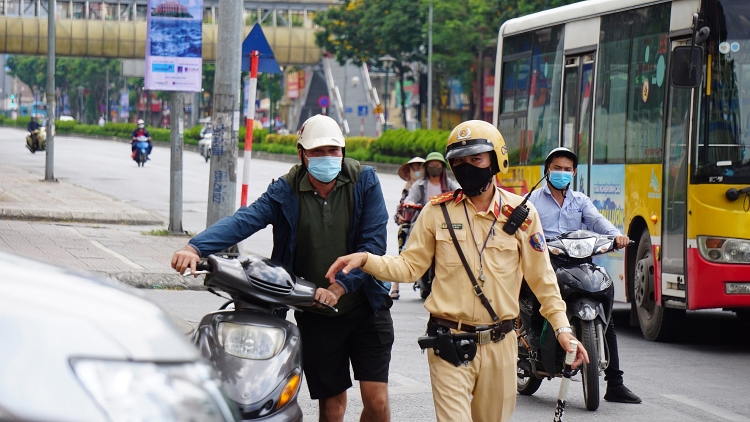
[429, 316, 513, 344]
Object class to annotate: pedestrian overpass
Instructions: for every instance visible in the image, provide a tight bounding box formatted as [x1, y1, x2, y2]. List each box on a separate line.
[0, 0, 333, 65]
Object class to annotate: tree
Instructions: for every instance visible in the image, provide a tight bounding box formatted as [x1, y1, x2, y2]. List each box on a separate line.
[7, 56, 121, 123]
[428, 0, 581, 119]
[314, 0, 424, 126]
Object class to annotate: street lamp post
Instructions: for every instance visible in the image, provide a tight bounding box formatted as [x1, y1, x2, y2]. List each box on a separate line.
[378, 54, 395, 134]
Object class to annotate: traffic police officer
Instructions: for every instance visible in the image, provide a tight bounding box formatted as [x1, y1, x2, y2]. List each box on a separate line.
[327, 120, 588, 421]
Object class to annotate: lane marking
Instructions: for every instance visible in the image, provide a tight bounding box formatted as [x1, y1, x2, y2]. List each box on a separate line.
[663, 395, 750, 421]
[89, 240, 143, 269]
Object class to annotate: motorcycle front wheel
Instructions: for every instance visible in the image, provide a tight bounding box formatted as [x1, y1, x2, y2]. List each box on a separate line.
[579, 320, 600, 411]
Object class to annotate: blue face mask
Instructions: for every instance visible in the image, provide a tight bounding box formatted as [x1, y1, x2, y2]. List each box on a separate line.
[548, 170, 574, 190]
[307, 156, 342, 183]
[413, 170, 421, 178]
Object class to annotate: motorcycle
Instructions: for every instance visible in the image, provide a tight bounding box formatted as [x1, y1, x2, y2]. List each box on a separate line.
[189, 253, 324, 421]
[25, 127, 46, 153]
[133, 135, 149, 167]
[397, 203, 433, 299]
[516, 230, 630, 411]
[199, 130, 212, 162]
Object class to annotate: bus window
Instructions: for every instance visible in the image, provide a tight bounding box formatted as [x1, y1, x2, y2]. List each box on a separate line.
[693, 0, 750, 184]
[625, 4, 670, 164]
[593, 11, 632, 164]
[498, 27, 563, 166]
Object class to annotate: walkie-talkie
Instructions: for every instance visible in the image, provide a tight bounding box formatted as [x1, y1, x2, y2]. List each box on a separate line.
[502, 173, 547, 235]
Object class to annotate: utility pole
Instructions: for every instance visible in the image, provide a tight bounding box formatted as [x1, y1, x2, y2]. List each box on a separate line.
[206, 0, 242, 226]
[169, 92, 184, 234]
[427, 0, 433, 130]
[45, 0, 56, 182]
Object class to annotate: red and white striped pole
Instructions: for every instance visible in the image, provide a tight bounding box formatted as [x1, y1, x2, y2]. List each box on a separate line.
[241, 50, 259, 207]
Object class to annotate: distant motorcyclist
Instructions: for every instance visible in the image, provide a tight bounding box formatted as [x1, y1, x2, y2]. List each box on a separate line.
[26, 115, 43, 152]
[403, 152, 460, 207]
[131, 119, 153, 159]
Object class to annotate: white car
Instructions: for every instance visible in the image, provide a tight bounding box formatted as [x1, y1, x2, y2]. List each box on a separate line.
[58, 115, 75, 122]
[0, 252, 238, 422]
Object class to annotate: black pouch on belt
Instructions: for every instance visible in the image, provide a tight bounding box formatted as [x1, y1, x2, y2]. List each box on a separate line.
[428, 324, 477, 367]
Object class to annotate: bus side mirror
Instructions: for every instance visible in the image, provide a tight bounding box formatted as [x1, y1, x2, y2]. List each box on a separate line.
[671, 46, 704, 88]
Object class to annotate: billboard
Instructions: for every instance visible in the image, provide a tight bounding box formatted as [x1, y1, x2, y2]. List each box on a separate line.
[145, 0, 203, 92]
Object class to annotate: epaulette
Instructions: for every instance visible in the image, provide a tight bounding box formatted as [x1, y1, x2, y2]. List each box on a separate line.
[501, 204, 532, 231]
[430, 190, 461, 205]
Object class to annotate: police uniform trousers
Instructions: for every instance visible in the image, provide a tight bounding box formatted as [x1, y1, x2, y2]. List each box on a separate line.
[427, 330, 517, 422]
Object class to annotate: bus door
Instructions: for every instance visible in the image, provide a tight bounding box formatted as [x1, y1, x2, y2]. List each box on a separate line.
[661, 39, 692, 294]
[561, 52, 595, 194]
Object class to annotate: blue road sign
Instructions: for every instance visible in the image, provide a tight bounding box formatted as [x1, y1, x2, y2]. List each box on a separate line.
[241, 24, 281, 74]
[357, 105, 369, 116]
[345, 107, 353, 114]
[318, 96, 330, 108]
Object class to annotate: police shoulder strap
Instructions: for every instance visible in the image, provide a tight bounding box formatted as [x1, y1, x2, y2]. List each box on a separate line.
[439, 203, 500, 323]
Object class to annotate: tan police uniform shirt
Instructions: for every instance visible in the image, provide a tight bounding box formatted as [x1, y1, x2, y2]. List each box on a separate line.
[362, 186, 570, 331]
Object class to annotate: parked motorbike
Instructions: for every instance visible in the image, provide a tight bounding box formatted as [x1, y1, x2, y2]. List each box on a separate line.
[190, 253, 323, 421]
[199, 130, 212, 162]
[25, 127, 46, 153]
[397, 203, 432, 299]
[516, 230, 630, 411]
[133, 135, 149, 167]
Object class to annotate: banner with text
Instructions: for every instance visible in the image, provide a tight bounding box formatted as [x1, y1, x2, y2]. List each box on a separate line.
[145, 0, 203, 92]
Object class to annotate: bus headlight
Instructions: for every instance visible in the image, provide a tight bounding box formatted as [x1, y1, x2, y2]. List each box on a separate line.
[697, 236, 750, 264]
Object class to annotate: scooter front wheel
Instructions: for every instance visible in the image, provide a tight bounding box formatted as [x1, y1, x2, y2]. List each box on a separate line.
[579, 320, 600, 411]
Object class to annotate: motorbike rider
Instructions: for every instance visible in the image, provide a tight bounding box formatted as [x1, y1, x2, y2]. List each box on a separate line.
[171, 114, 393, 422]
[26, 114, 43, 152]
[326, 120, 588, 422]
[389, 156, 426, 299]
[131, 119, 153, 159]
[526, 146, 641, 404]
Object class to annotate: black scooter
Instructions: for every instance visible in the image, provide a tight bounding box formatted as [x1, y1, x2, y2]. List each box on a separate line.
[190, 253, 327, 421]
[516, 230, 629, 411]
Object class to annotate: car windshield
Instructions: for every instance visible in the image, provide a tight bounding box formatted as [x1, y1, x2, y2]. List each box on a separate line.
[694, 0, 750, 183]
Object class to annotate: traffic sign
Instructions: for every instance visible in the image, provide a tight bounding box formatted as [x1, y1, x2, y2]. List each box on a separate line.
[345, 107, 353, 114]
[357, 105, 369, 116]
[374, 104, 384, 114]
[318, 96, 330, 108]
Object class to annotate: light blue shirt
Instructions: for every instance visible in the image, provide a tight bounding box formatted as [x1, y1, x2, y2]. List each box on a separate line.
[527, 183, 621, 239]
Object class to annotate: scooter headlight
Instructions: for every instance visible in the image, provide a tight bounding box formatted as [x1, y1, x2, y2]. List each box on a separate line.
[561, 238, 596, 258]
[218, 322, 285, 360]
[72, 359, 236, 422]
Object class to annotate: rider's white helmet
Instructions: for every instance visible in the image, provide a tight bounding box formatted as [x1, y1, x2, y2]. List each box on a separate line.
[296, 115, 345, 150]
[137, 119, 145, 128]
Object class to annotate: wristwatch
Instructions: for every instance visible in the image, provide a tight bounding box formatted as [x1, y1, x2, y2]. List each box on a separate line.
[555, 326, 573, 339]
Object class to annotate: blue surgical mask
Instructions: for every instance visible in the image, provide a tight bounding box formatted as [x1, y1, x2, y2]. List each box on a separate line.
[548, 170, 574, 190]
[413, 171, 421, 178]
[307, 156, 342, 183]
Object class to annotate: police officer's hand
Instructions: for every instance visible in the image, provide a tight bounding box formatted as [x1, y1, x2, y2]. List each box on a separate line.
[615, 235, 630, 250]
[171, 245, 201, 277]
[325, 252, 369, 284]
[557, 332, 589, 369]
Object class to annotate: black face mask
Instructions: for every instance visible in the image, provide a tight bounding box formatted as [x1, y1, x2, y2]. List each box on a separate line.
[452, 163, 494, 196]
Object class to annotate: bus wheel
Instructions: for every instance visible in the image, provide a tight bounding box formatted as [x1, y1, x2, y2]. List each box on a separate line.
[633, 230, 683, 341]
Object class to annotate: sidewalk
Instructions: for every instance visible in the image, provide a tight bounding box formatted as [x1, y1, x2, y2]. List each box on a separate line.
[0, 164, 203, 290]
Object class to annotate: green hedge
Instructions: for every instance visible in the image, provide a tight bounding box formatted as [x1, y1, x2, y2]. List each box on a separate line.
[0, 115, 456, 165]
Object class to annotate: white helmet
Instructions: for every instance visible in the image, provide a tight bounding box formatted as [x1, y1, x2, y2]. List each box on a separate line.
[137, 119, 145, 127]
[296, 115, 345, 150]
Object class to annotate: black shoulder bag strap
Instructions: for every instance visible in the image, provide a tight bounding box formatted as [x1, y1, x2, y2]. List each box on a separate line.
[440, 203, 500, 323]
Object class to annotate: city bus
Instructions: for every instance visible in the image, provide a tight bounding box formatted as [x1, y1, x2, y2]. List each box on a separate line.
[493, 0, 750, 341]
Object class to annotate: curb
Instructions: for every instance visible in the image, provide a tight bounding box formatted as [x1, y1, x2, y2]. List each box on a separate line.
[104, 270, 207, 290]
[0, 209, 164, 225]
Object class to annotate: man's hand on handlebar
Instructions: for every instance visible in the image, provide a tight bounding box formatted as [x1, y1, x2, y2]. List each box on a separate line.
[171, 245, 201, 277]
[614, 235, 630, 250]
